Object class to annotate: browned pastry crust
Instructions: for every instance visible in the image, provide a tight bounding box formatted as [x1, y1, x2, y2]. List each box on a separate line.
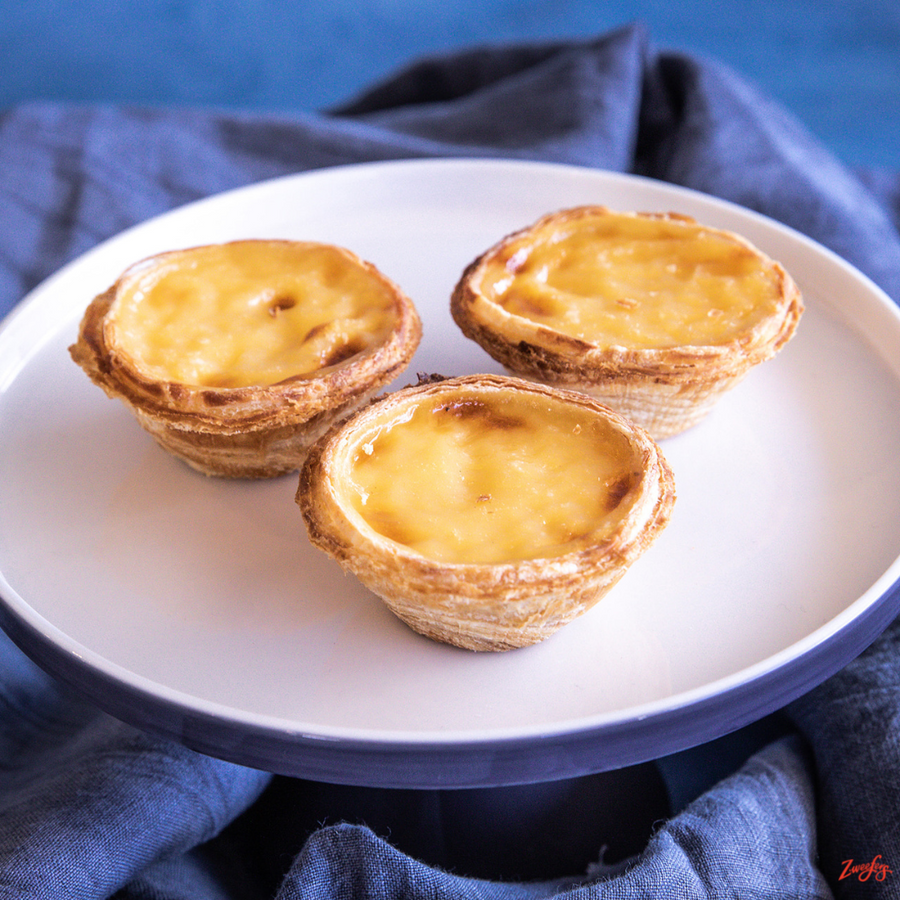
[297, 373, 676, 651]
[69, 240, 422, 478]
[450, 207, 804, 439]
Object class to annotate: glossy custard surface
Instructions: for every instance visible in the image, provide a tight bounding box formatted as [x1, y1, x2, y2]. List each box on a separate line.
[111, 241, 399, 388]
[345, 392, 642, 564]
[479, 212, 783, 349]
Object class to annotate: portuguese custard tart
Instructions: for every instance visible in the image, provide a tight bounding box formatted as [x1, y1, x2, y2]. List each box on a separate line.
[297, 373, 675, 651]
[451, 206, 803, 439]
[69, 240, 422, 477]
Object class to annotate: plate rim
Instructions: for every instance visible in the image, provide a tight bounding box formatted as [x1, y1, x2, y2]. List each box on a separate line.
[3, 156, 900, 786]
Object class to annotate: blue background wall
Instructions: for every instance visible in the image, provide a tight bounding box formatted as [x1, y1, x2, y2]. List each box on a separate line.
[0, 0, 897, 168]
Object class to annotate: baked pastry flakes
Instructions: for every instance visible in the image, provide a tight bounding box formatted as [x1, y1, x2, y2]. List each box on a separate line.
[298, 373, 675, 651]
[451, 206, 803, 438]
[69, 240, 422, 477]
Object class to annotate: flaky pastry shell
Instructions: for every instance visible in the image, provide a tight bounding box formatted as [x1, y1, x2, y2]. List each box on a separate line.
[297, 373, 675, 651]
[451, 206, 803, 439]
[69, 240, 422, 478]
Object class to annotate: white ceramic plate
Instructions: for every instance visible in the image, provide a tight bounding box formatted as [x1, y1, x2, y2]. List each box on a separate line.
[2, 159, 900, 788]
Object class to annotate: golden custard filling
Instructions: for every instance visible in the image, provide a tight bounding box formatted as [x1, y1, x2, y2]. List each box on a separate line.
[343, 392, 642, 564]
[110, 241, 399, 388]
[478, 212, 783, 349]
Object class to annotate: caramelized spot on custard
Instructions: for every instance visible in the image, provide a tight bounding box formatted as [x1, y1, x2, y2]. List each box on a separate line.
[321, 338, 367, 368]
[268, 295, 297, 316]
[604, 473, 636, 512]
[111, 241, 399, 388]
[302, 322, 329, 344]
[345, 390, 641, 564]
[432, 398, 524, 431]
[479, 211, 784, 349]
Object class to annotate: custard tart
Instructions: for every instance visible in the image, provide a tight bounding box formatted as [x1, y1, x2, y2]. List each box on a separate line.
[69, 240, 422, 477]
[297, 373, 675, 651]
[451, 206, 803, 439]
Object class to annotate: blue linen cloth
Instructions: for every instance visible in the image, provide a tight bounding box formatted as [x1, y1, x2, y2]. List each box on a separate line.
[1, 23, 899, 898]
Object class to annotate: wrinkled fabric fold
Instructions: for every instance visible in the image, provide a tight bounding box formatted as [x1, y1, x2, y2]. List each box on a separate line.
[274, 738, 829, 900]
[788, 618, 900, 898]
[1, 21, 900, 899]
